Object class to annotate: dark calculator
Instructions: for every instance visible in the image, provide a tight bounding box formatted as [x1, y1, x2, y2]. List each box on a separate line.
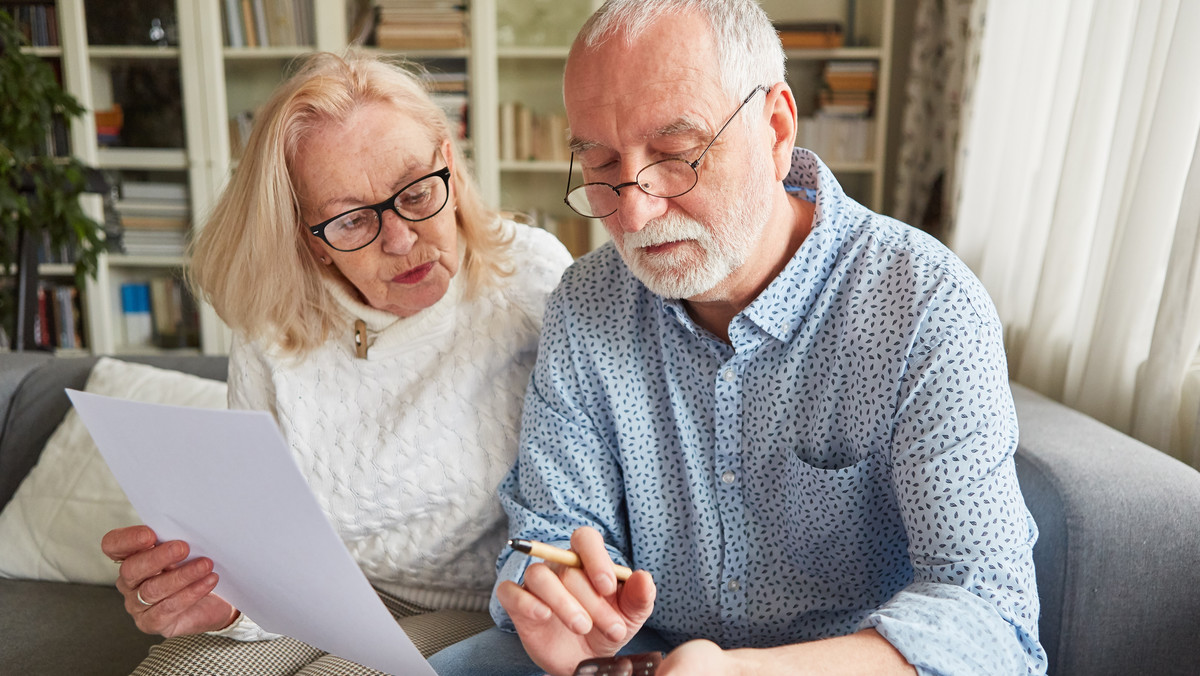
[572, 651, 663, 676]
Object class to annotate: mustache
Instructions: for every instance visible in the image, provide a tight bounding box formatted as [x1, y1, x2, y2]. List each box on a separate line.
[622, 213, 709, 249]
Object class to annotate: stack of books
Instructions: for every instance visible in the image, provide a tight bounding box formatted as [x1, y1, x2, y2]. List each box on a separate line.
[116, 181, 190, 257]
[796, 59, 877, 163]
[425, 71, 469, 142]
[373, 0, 467, 50]
[775, 21, 844, 50]
[221, 0, 314, 48]
[818, 60, 878, 117]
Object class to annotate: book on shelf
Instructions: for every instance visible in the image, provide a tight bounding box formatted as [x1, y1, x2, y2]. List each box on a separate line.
[119, 230, 189, 257]
[12, 3, 59, 47]
[819, 60, 878, 117]
[775, 21, 844, 50]
[222, 0, 311, 48]
[120, 282, 153, 348]
[114, 186, 191, 256]
[119, 278, 200, 349]
[120, 180, 189, 204]
[34, 231, 76, 265]
[372, 0, 467, 50]
[432, 92, 468, 142]
[498, 101, 569, 163]
[823, 60, 879, 90]
[34, 281, 85, 351]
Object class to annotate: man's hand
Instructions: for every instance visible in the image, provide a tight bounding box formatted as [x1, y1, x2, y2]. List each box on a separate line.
[496, 527, 657, 676]
[102, 525, 239, 638]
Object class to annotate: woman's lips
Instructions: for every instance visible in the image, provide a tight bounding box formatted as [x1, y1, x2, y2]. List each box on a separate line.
[393, 262, 434, 284]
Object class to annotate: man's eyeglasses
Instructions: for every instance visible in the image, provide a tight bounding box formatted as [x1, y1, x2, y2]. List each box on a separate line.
[308, 161, 452, 252]
[563, 85, 769, 219]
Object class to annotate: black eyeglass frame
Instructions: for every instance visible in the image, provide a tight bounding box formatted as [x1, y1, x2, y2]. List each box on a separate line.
[308, 165, 452, 252]
[563, 85, 770, 219]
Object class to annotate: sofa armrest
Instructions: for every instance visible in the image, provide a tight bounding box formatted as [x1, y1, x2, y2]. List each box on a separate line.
[1012, 382, 1200, 676]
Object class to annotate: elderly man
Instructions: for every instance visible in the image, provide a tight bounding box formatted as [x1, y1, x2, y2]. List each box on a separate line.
[480, 1, 1046, 675]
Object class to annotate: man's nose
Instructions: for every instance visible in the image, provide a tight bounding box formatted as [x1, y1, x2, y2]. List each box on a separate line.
[379, 210, 417, 255]
[611, 182, 668, 235]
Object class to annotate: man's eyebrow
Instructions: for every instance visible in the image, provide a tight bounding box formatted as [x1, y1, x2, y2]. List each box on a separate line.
[567, 115, 713, 155]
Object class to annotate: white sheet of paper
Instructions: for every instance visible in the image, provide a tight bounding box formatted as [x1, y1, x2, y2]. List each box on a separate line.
[66, 389, 436, 676]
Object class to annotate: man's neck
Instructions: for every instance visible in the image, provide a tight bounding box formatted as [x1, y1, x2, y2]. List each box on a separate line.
[683, 193, 815, 343]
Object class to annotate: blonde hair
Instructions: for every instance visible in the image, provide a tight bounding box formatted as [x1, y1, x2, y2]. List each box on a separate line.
[188, 50, 509, 355]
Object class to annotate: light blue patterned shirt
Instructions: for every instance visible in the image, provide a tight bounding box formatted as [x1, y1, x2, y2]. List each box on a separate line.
[493, 149, 1047, 675]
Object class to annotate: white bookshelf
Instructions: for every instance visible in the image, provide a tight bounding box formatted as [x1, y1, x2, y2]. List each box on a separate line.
[31, 0, 899, 355]
[761, 0, 896, 211]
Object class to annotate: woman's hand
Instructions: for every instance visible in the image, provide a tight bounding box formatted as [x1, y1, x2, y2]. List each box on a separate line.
[496, 527, 657, 676]
[101, 525, 239, 638]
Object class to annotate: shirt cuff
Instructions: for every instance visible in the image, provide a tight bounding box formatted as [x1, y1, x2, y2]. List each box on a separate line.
[859, 583, 1040, 676]
[205, 612, 283, 642]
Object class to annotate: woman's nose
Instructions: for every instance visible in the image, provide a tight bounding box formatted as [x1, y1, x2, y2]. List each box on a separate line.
[379, 210, 417, 255]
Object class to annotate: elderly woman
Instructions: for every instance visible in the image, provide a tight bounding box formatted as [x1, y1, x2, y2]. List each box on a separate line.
[100, 51, 573, 675]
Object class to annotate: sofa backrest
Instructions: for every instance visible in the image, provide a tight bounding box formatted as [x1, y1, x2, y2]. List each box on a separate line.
[0, 354, 229, 512]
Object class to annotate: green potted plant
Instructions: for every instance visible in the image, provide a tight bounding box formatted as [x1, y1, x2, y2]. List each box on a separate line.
[0, 9, 106, 349]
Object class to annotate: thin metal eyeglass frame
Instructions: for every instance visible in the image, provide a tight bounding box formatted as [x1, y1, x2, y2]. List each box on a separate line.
[308, 165, 452, 252]
[563, 84, 770, 219]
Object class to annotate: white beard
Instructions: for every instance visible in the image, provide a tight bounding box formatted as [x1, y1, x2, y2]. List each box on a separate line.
[613, 155, 773, 300]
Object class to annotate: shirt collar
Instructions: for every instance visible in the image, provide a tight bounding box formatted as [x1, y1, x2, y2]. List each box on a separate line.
[657, 149, 857, 347]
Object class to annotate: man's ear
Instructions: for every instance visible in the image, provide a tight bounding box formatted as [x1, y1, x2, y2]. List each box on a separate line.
[764, 83, 798, 181]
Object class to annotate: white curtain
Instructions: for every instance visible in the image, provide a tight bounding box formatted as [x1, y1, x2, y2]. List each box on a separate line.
[952, 0, 1200, 468]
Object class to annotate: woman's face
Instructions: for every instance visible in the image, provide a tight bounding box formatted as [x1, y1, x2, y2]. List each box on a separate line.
[295, 102, 459, 318]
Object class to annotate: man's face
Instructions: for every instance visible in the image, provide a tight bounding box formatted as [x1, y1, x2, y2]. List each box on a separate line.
[564, 14, 774, 302]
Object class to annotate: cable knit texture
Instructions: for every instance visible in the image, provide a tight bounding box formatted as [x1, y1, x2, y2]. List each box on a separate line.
[214, 221, 572, 641]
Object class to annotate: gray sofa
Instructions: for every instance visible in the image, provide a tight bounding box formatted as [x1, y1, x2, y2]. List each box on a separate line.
[2, 353, 1199, 675]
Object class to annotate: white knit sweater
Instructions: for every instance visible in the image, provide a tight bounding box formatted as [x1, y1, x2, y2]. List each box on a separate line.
[215, 221, 572, 641]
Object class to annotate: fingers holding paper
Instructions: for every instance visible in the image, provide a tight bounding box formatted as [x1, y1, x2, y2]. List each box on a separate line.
[496, 527, 656, 676]
[102, 525, 239, 637]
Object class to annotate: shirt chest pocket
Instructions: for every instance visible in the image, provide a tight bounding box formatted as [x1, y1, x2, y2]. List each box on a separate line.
[780, 450, 907, 584]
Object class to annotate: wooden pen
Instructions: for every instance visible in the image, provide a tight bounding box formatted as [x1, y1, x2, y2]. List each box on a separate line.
[508, 538, 634, 581]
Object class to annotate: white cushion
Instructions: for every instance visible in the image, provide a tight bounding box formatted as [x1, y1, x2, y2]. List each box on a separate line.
[0, 357, 226, 584]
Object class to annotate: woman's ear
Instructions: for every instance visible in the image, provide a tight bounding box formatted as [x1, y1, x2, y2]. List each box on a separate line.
[305, 235, 332, 265]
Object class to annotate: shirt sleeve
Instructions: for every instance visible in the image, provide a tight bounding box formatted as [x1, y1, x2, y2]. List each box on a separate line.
[861, 296, 1046, 675]
[205, 612, 282, 642]
[490, 286, 633, 630]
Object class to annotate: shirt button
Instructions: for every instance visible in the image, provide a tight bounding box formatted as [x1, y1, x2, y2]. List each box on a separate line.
[727, 579, 741, 591]
[722, 368, 735, 382]
[721, 470, 736, 484]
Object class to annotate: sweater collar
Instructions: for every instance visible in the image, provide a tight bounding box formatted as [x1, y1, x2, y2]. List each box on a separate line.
[323, 266, 465, 359]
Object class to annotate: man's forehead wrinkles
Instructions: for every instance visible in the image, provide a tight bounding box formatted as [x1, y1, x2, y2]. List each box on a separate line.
[568, 114, 712, 155]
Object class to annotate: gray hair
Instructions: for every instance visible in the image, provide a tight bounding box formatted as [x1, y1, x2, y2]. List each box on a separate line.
[572, 0, 786, 108]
